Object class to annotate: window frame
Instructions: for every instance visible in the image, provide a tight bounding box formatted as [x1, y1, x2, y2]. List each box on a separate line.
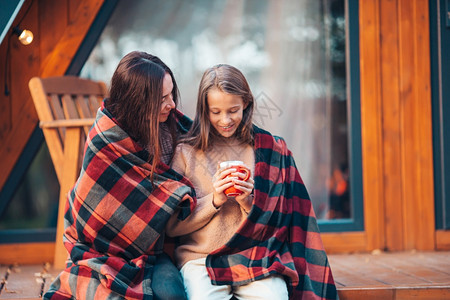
[430, 0, 450, 230]
[318, 0, 364, 232]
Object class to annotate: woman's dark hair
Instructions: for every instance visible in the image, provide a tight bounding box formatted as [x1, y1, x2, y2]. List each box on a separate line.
[106, 51, 179, 175]
[183, 64, 254, 150]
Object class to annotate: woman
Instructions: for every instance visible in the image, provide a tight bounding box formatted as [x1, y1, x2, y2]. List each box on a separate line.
[44, 51, 194, 300]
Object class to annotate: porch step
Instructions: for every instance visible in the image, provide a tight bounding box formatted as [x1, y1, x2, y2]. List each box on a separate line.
[330, 250, 450, 300]
[1, 251, 449, 299]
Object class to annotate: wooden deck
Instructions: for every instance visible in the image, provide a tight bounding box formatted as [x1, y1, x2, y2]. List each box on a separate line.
[330, 250, 450, 299]
[0, 263, 57, 300]
[0, 251, 449, 299]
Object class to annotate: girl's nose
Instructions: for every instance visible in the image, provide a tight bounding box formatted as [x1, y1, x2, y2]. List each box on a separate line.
[221, 114, 232, 123]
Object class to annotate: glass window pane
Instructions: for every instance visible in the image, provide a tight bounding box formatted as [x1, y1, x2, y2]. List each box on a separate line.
[0, 143, 59, 230]
[80, 0, 350, 220]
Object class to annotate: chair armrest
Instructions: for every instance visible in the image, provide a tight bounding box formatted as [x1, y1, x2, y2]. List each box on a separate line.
[39, 118, 96, 128]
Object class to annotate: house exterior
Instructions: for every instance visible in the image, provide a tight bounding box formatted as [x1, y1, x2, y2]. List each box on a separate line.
[0, 0, 448, 265]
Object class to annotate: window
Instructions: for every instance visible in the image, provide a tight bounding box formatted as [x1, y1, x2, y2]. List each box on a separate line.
[79, 0, 363, 231]
[0, 129, 58, 243]
[430, 0, 450, 230]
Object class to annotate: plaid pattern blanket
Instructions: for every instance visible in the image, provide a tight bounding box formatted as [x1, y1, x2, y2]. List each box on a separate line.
[205, 125, 338, 299]
[44, 107, 195, 300]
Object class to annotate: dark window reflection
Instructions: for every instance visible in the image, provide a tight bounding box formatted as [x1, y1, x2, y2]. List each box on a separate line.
[0, 143, 59, 230]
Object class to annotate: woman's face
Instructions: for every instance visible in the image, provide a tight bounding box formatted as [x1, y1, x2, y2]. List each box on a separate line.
[207, 88, 245, 138]
[159, 73, 175, 122]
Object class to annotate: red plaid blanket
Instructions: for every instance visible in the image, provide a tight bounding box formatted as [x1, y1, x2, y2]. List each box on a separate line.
[44, 107, 195, 300]
[205, 126, 338, 299]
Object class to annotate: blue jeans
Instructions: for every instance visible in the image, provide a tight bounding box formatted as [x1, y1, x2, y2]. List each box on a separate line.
[152, 253, 187, 300]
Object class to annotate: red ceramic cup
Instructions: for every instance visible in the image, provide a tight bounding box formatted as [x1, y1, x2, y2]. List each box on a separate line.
[219, 161, 251, 197]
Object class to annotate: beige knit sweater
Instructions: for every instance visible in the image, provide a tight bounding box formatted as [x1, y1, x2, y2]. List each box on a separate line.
[166, 138, 255, 269]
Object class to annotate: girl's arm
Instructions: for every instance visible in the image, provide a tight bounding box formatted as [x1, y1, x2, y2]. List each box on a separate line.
[166, 145, 220, 237]
[166, 192, 219, 237]
[166, 167, 237, 237]
[166, 145, 238, 236]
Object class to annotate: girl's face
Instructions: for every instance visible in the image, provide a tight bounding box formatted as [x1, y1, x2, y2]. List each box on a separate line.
[159, 73, 175, 122]
[207, 88, 245, 138]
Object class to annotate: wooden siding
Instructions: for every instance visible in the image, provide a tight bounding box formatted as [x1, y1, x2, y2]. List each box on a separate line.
[356, 0, 436, 252]
[0, 243, 54, 265]
[359, 0, 386, 252]
[0, 0, 105, 192]
[437, 231, 450, 251]
[323, 0, 437, 254]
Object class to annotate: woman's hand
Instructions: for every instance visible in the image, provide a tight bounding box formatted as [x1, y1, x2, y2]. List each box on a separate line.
[211, 165, 236, 208]
[233, 168, 254, 212]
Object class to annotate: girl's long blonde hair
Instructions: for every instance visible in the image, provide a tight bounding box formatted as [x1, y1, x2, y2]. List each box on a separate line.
[183, 64, 254, 150]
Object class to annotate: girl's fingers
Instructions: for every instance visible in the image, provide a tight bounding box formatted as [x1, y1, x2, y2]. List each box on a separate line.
[232, 173, 253, 183]
[235, 187, 252, 194]
[221, 175, 236, 185]
[214, 168, 237, 181]
[233, 178, 254, 189]
[213, 176, 234, 187]
[233, 180, 254, 208]
[213, 165, 254, 196]
[213, 175, 235, 187]
[213, 180, 235, 194]
[231, 172, 246, 179]
[220, 168, 237, 178]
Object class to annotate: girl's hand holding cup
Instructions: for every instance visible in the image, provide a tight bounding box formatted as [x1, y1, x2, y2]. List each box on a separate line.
[218, 161, 254, 212]
[212, 163, 237, 208]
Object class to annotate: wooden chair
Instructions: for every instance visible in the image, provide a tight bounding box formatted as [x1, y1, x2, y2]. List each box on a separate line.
[28, 76, 108, 269]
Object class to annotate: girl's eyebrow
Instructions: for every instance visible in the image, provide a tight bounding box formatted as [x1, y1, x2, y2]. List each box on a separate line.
[209, 105, 241, 109]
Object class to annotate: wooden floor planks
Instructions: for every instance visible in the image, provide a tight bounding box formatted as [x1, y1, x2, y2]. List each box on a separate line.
[0, 250, 449, 299]
[0, 264, 58, 300]
[329, 251, 450, 299]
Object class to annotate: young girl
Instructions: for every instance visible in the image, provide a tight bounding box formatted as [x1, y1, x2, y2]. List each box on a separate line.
[167, 64, 338, 299]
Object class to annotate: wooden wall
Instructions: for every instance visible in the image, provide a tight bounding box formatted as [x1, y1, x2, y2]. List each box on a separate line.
[0, 0, 105, 192]
[0, 0, 105, 263]
[352, 0, 433, 252]
[323, 0, 437, 253]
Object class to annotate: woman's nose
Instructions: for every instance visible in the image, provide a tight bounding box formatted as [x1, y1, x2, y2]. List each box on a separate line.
[166, 97, 175, 109]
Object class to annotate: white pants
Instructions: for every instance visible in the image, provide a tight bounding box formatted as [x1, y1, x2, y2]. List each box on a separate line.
[180, 258, 289, 300]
